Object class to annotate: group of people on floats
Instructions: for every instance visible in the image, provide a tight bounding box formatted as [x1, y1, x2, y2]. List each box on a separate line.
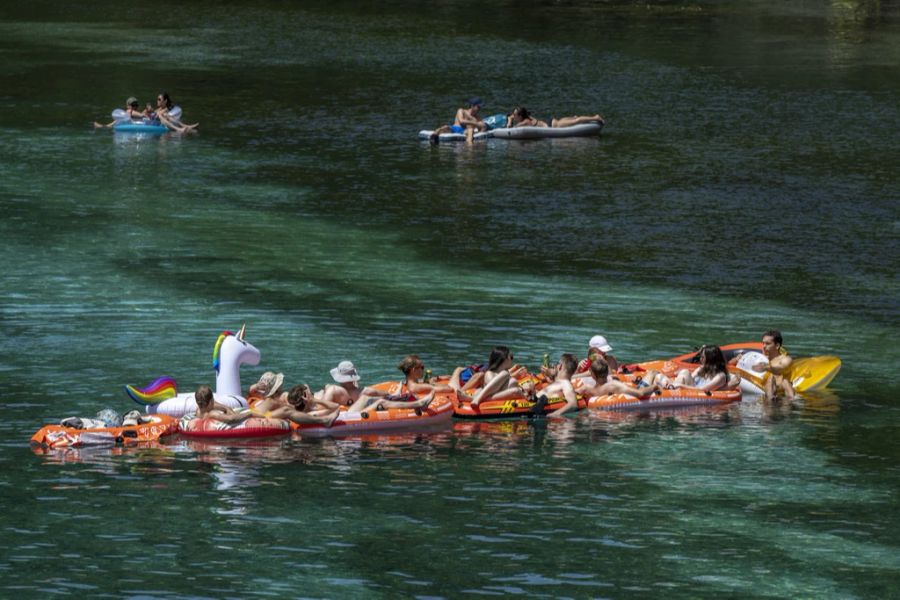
[191, 330, 795, 428]
[429, 97, 605, 144]
[93, 91, 198, 133]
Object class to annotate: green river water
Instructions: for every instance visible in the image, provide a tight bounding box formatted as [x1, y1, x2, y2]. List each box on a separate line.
[1, 0, 898, 597]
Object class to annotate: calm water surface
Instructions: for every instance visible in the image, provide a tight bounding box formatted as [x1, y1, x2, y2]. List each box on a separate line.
[1, 1, 899, 597]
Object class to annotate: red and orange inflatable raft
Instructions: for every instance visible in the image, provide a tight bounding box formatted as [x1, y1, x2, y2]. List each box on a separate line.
[179, 415, 292, 439]
[30, 414, 178, 448]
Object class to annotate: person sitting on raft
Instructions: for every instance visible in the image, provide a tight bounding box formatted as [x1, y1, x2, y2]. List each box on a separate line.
[259, 384, 340, 426]
[506, 106, 605, 129]
[647, 345, 737, 391]
[468, 346, 535, 407]
[318, 360, 434, 412]
[578, 358, 661, 399]
[429, 97, 488, 145]
[250, 382, 330, 414]
[149, 91, 198, 133]
[195, 385, 253, 424]
[531, 353, 580, 417]
[397, 355, 466, 395]
[248, 371, 285, 402]
[543, 334, 619, 381]
[93, 96, 149, 128]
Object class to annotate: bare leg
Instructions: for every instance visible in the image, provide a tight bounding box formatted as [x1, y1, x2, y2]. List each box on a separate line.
[673, 369, 693, 387]
[462, 371, 485, 391]
[647, 370, 675, 389]
[551, 115, 604, 128]
[472, 371, 511, 406]
[763, 375, 776, 401]
[430, 125, 451, 144]
[642, 369, 660, 387]
[157, 111, 199, 133]
[775, 376, 795, 400]
[348, 393, 378, 413]
[448, 366, 465, 391]
[465, 125, 475, 144]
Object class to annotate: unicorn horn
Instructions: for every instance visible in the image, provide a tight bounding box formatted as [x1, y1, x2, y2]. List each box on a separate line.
[237, 323, 246, 341]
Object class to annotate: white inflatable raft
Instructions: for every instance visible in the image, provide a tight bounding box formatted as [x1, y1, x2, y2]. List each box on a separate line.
[418, 130, 493, 142]
[491, 121, 603, 139]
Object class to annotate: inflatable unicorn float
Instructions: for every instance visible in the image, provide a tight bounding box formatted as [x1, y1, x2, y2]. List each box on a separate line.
[125, 325, 260, 417]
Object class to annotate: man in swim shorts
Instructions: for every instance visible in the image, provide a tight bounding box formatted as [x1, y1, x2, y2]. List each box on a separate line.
[752, 330, 795, 401]
[429, 97, 488, 145]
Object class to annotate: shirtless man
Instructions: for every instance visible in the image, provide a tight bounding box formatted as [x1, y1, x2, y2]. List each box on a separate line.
[318, 360, 433, 412]
[194, 385, 252, 424]
[531, 353, 580, 417]
[429, 97, 488, 145]
[753, 330, 795, 401]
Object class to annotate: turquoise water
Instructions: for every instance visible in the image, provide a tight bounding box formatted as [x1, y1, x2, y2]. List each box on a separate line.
[1, 1, 899, 597]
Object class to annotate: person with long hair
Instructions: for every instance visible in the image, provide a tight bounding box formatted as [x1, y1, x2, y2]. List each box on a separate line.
[647, 345, 731, 391]
[678, 345, 729, 391]
[150, 91, 198, 133]
[506, 105, 604, 129]
[470, 346, 533, 406]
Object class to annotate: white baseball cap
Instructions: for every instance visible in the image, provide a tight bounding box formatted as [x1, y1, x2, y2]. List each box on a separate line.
[330, 360, 360, 383]
[589, 335, 613, 353]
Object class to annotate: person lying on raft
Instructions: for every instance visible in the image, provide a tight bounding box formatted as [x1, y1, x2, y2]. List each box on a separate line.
[506, 106, 605, 129]
[195, 385, 252, 423]
[467, 346, 535, 407]
[429, 97, 488, 145]
[93, 96, 149, 128]
[248, 371, 286, 403]
[397, 354, 465, 395]
[149, 91, 198, 133]
[317, 360, 434, 412]
[257, 384, 340, 426]
[578, 358, 661, 399]
[645, 345, 739, 391]
[531, 353, 580, 417]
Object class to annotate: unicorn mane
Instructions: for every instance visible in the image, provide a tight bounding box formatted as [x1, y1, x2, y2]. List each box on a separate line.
[212, 331, 234, 373]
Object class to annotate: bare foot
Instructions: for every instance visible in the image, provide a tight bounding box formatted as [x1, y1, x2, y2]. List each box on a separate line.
[325, 408, 341, 428]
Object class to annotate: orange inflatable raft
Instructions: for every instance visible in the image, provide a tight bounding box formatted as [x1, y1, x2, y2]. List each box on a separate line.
[30, 414, 178, 448]
[453, 392, 588, 419]
[292, 385, 454, 436]
[586, 387, 741, 411]
[179, 415, 292, 439]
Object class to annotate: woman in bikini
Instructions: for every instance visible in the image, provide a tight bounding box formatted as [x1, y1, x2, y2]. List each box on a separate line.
[506, 106, 604, 129]
[470, 346, 534, 407]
